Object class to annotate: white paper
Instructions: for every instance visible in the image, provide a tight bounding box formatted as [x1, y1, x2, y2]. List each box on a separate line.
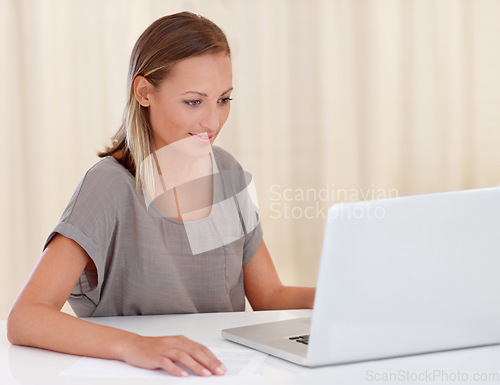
[59, 347, 269, 382]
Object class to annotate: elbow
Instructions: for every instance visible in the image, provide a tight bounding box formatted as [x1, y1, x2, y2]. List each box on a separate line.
[7, 310, 19, 345]
[7, 304, 25, 345]
[246, 289, 280, 311]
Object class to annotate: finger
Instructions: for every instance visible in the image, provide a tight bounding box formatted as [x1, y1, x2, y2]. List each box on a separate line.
[156, 356, 189, 377]
[171, 337, 226, 375]
[189, 344, 226, 375]
[168, 349, 213, 377]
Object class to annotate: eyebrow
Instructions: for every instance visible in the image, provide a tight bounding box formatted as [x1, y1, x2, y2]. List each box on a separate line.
[183, 87, 233, 97]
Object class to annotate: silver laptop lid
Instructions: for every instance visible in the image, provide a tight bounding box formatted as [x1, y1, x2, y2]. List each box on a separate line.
[308, 187, 500, 366]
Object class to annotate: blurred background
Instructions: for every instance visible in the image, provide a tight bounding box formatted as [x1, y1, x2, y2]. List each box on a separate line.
[1, 0, 499, 319]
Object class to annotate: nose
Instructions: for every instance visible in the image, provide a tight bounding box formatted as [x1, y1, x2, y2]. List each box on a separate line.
[201, 104, 220, 132]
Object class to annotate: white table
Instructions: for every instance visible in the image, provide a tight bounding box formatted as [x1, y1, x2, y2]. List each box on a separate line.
[2, 309, 500, 384]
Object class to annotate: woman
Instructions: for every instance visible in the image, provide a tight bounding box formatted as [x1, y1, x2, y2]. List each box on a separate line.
[7, 12, 315, 377]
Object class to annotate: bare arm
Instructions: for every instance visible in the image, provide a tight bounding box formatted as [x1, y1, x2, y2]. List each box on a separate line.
[243, 240, 316, 310]
[7, 234, 225, 377]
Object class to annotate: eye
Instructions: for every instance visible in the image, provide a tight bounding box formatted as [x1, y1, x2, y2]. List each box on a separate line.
[218, 97, 233, 104]
[185, 100, 201, 106]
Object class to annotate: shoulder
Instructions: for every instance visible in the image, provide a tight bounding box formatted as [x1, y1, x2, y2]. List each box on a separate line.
[85, 156, 134, 181]
[53, 157, 137, 238]
[82, 156, 135, 191]
[212, 146, 242, 170]
[212, 146, 254, 196]
[69, 157, 136, 211]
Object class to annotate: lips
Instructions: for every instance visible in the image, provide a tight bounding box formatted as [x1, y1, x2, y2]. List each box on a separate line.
[189, 133, 211, 143]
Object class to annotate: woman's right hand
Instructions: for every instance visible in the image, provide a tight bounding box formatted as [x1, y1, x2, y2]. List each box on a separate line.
[121, 334, 226, 377]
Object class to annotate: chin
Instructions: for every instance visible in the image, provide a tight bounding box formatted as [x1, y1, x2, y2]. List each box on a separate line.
[157, 136, 211, 159]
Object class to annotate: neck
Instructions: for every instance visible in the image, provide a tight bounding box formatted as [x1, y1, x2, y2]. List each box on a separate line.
[153, 147, 213, 191]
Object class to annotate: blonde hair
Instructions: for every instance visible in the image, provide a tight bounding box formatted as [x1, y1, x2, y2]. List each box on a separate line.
[99, 12, 231, 192]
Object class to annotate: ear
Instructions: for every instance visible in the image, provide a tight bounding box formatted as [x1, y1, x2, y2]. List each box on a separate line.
[133, 75, 153, 107]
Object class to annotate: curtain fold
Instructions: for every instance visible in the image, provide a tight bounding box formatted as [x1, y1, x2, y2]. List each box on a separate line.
[1, 0, 499, 318]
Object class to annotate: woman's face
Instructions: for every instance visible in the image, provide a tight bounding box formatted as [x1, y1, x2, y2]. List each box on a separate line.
[139, 53, 233, 152]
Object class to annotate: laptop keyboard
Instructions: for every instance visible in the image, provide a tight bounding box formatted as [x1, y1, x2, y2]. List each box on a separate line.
[289, 334, 310, 345]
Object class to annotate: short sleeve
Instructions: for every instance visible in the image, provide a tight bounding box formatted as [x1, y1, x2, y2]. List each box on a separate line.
[242, 222, 263, 265]
[43, 159, 125, 303]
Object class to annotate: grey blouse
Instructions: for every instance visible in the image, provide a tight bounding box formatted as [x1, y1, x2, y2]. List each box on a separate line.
[44, 146, 263, 317]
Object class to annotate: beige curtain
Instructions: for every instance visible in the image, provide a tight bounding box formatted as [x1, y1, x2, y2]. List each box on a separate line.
[1, 0, 499, 318]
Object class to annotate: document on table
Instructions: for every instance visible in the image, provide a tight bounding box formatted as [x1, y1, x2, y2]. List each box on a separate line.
[59, 347, 272, 384]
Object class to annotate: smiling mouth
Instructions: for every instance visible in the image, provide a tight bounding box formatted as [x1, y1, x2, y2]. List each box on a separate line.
[189, 133, 211, 143]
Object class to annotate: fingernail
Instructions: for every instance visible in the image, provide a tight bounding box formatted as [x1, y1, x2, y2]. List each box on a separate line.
[202, 368, 211, 376]
[215, 364, 226, 375]
[181, 370, 189, 377]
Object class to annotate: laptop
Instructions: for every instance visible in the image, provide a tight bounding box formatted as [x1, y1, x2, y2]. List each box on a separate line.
[222, 187, 500, 367]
